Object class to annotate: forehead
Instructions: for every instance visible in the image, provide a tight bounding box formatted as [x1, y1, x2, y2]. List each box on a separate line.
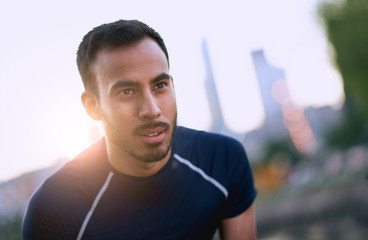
[91, 38, 169, 83]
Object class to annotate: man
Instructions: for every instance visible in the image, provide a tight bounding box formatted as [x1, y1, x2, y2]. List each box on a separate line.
[22, 19, 257, 240]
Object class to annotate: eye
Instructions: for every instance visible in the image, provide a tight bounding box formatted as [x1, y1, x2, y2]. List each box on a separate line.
[119, 89, 135, 95]
[155, 81, 168, 89]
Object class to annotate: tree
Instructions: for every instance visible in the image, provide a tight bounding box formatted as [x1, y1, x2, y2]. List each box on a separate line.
[0, 214, 23, 240]
[318, 0, 368, 148]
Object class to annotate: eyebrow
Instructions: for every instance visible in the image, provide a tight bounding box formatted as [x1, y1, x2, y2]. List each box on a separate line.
[151, 72, 171, 84]
[109, 72, 172, 94]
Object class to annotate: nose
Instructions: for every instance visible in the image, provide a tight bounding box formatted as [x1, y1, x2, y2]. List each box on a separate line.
[139, 92, 161, 121]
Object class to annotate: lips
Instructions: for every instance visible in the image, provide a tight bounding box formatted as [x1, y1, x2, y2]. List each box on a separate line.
[140, 126, 166, 136]
[138, 126, 168, 144]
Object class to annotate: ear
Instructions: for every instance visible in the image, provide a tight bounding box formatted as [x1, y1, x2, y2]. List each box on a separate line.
[81, 91, 102, 121]
[170, 76, 175, 89]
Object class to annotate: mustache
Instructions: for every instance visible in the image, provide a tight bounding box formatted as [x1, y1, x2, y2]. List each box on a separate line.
[134, 121, 170, 134]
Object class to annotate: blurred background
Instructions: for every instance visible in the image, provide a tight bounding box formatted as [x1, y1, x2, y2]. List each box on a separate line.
[1, 0, 368, 239]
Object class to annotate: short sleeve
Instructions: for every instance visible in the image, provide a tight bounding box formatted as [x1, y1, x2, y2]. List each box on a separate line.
[22, 180, 70, 240]
[22, 173, 88, 240]
[222, 138, 257, 219]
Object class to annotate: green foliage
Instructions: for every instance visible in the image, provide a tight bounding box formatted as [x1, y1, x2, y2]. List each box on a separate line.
[260, 138, 301, 165]
[324, 104, 368, 148]
[318, 0, 368, 148]
[0, 214, 23, 240]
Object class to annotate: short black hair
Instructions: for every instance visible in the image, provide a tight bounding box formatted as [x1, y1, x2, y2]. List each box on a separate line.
[76, 19, 169, 93]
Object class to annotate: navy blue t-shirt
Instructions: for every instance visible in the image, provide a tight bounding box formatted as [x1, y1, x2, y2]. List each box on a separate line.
[22, 127, 256, 240]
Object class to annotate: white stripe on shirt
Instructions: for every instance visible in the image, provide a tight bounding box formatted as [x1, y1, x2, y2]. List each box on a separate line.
[77, 171, 114, 240]
[174, 153, 228, 198]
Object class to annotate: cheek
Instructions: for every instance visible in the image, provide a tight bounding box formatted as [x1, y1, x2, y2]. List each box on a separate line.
[102, 102, 137, 126]
[162, 94, 177, 114]
[114, 107, 137, 124]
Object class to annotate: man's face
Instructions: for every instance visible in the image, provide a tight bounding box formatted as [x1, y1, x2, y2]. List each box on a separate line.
[91, 38, 177, 163]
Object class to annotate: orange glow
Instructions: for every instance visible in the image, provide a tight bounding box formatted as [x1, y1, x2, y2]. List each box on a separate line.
[282, 102, 303, 122]
[271, 79, 290, 104]
[278, 99, 317, 155]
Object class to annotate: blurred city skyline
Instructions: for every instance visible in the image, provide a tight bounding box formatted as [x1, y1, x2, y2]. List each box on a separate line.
[0, 0, 343, 182]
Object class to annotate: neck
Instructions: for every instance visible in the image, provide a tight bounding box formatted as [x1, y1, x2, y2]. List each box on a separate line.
[105, 138, 171, 177]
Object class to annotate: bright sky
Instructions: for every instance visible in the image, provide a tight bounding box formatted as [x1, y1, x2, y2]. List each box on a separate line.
[0, 0, 343, 182]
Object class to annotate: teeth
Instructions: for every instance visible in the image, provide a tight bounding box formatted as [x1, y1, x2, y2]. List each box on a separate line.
[146, 132, 159, 137]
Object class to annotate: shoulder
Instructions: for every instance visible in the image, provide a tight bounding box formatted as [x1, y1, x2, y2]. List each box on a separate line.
[174, 126, 243, 151]
[173, 127, 249, 185]
[174, 126, 246, 162]
[22, 138, 109, 238]
[29, 138, 109, 205]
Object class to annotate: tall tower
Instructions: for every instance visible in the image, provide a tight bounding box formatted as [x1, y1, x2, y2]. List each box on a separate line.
[251, 49, 316, 155]
[201, 39, 245, 141]
[202, 39, 224, 133]
[251, 49, 288, 138]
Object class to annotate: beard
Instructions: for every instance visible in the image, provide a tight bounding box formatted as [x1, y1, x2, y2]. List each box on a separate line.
[127, 113, 177, 163]
[103, 111, 177, 164]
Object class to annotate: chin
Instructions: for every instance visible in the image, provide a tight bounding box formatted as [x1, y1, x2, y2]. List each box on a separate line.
[139, 143, 172, 163]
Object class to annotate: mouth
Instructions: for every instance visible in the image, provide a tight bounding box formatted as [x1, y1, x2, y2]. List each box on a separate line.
[144, 132, 160, 137]
[138, 125, 168, 144]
